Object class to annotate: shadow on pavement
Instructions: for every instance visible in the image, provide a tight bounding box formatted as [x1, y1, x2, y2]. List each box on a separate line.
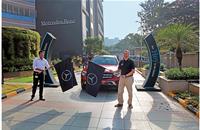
[69, 89, 117, 103]
[123, 109, 132, 130]
[3, 100, 39, 118]
[60, 112, 92, 130]
[10, 110, 63, 130]
[102, 108, 125, 129]
[147, 92, 172, 130]
[113, 108, 124, 129]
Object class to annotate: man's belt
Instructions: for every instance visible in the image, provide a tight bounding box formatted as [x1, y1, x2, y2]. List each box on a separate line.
[34, 70, 44, 74]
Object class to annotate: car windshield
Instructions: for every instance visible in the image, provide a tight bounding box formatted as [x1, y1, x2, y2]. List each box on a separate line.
[92, 56, 118, 65]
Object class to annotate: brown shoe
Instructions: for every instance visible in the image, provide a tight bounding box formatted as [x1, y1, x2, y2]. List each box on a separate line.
[128, 104, 133, 109]
[114, 104, 123, 107]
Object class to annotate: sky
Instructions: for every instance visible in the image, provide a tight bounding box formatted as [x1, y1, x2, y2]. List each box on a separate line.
[103, 0, 175, 39]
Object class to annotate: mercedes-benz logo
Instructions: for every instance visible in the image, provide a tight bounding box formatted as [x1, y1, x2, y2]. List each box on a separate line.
[87, 73, 98, 86]
[61, 70, 72, 82]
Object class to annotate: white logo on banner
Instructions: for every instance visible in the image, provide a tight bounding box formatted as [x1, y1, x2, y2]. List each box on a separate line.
[87, 73, 98, 86]
[61, 70, 72, 82]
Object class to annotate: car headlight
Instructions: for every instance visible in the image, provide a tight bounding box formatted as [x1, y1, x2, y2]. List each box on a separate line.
[113, 71, 120, 77]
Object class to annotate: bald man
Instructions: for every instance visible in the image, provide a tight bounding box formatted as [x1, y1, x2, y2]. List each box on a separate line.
[115, 50, 135, 109]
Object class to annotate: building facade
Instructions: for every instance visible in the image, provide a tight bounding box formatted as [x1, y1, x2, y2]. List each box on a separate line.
[93, 0, 104, 39]
[2, 0, 104, 58]
[36, 0, 104, 58]
[2, 0, 35, 29]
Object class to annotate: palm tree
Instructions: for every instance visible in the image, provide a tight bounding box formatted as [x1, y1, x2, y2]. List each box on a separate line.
[156, 24, 198, 71]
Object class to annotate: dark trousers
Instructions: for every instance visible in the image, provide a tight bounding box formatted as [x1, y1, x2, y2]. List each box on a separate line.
[31, 71, 44, 99]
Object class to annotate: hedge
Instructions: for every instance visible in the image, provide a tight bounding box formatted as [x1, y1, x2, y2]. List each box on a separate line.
[143, 63, 166, 71]
[2, 27, 40, 72]
[165, 67, 199, 80]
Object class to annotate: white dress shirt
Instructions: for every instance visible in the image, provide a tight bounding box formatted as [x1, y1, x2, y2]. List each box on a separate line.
[33, 57, 50, 72]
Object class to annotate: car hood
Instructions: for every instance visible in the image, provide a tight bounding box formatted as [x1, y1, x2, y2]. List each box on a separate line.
[99, 65, 118, 72]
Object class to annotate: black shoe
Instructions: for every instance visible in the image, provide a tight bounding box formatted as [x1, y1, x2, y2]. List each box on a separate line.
[39, 98, 45, 101]
[30, 97, 34, 101]
[128, 104, 133, 109]
[114, 104, 123, 107]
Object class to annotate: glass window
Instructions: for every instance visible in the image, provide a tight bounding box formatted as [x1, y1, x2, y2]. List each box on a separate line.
[7, 4, 13, 13]
[30, 10, 34, 17]
[25, 8, 29, 16]
[13, 6, 19, 15]
[82, 0, 86, 9]
[92, 56, 118, 65]
[19, 7, 24, 15]
[82, 13, 87, 40]
[2, 3, 7, 12]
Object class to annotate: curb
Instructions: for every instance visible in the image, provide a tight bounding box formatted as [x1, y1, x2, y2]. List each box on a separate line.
[2, 85, 32, 100]
[168, 91, 199, 118]
[168, 91, 176, 98]
[2, 94, 7, 99]
[136, 69, 143, 76]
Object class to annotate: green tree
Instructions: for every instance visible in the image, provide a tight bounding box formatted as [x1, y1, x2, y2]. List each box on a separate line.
[162, 0, 199, 29]
[84, 37, 103, 55]
[106, 33, 145, 54]
[156, 24, 198, 71]
[137, 0, 168, 34]
[138, 0, 199, 34]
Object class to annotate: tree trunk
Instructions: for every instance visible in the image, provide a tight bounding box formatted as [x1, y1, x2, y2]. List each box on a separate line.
[176, 43, 182, 71]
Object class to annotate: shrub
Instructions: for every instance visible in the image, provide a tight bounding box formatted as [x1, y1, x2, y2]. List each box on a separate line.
[2, 27, 40, 72]
[143, 63, 166, 71]
[72, 56, 82, 68]
[143, 64, 149, 69]
[165, 67, 199, 80]
[3, 58, 33, 72]
[51, 58, 62, 65]
[176, 91, 191, 99]
[160, 63, 166, 71]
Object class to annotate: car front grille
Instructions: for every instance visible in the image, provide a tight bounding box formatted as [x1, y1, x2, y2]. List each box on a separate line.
[103, 73, 113, 79]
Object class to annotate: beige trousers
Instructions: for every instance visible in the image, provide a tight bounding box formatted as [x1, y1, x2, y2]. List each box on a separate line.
[117, 76, 134, 105]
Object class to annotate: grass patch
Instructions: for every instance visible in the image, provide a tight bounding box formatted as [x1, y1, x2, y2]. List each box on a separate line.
[5, 76, 33, 83]
[175, 91, 199, 110]
[2, 84, 31, 95]
[4, 68, 81, 83]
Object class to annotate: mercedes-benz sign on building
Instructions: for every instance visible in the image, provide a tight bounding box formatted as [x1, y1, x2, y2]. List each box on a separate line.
[36, 0, 104, 59]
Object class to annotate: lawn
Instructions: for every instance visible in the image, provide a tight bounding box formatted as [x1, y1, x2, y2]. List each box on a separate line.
[2, 84, 31, 95]
[4, 67, 81, 84]
[5, 76, 33, 83]
[3, 68, 80, 95]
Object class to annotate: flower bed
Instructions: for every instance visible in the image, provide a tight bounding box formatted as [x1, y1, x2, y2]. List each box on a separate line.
[168, 91, 199, 118]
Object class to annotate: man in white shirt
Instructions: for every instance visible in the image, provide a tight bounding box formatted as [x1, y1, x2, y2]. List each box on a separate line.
[31, 50, 50, 101]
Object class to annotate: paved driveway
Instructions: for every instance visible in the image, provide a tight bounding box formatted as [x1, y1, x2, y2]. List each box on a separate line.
[2, 72, 199, 130]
